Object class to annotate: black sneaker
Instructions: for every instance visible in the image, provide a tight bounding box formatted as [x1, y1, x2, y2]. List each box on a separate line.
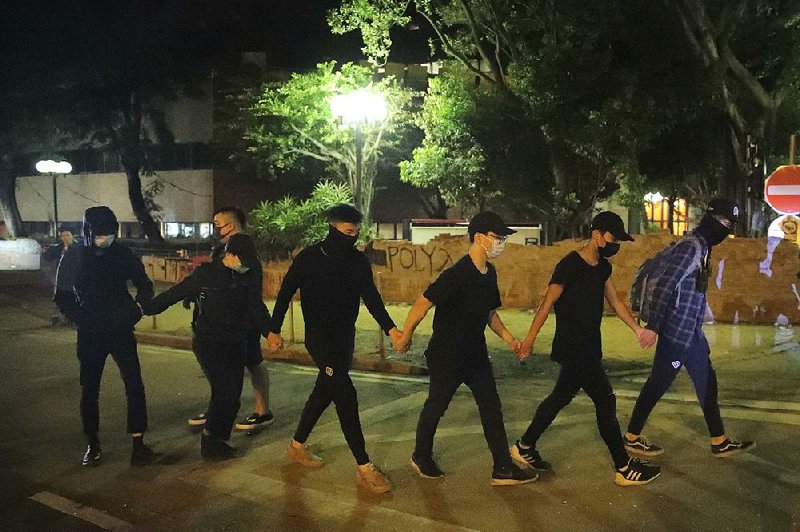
[82, 444, 101, 467]
[490, 463, 538, 486]
[510, 441, 552, 471]
[188, 412, 207, 426]
[624, 435, 664, 457]
[410, 454, 445, 479]
[235, 411, 274, 431]
[712, 438, 756, 458]
[615, 457, 661, 486]
[130, 443, 161, 466]
[200, 433, 238, 461]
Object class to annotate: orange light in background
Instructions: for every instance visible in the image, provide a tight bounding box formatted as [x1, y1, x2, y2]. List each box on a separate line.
[645, 197, 689, 235]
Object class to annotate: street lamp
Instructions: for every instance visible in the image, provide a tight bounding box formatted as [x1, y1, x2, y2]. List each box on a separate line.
[35, 159, 72, 237]
[330, 89, 387, 210]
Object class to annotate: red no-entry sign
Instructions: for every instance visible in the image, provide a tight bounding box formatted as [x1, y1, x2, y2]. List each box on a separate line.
[765, 165, 800, 214]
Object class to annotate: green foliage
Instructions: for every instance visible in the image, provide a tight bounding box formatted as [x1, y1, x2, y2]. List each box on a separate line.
[248, 181, 354, 259]
[241, 61, 417, 224]
[328, 1, 411, 66]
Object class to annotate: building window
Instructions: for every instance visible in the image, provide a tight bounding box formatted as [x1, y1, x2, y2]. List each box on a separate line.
[645, 194, 689, 235]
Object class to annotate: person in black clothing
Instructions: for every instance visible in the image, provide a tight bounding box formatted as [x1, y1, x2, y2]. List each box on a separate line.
[48, 226, 78, 325]
[54, 206, 159, 467]
[268, 204, 404, 494]
[143, 233, 271, 460]
[185, 206, 274, 432]
[396, 211, 538, 486]
[510, 211, 661, 486]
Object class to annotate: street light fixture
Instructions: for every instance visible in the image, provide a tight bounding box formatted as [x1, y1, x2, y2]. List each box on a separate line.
[35, 159, 72, 237]
[330, 89, 387, 211]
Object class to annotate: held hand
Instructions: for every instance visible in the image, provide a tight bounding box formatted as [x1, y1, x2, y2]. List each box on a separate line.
[515, 337, 534, 361]
[637, 327, 657, 349]
[267, 332, 283, 352]
[389, 328, 407, 353]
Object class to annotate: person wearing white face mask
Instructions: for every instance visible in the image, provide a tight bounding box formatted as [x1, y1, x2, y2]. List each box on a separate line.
[396, 211, 538, 486]
[54, 206, 159, 467]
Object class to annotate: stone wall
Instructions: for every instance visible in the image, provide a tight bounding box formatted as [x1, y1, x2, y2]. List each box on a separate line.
[258, 234, 800, 325]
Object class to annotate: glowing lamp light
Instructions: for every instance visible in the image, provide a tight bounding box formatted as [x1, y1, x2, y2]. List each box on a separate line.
[36, 160, 72, 174]
[330, 90, 387, 125]
[644, 192, 664, 203]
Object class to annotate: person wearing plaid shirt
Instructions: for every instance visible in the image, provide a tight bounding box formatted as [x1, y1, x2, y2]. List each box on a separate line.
[623, 199, 756, 459]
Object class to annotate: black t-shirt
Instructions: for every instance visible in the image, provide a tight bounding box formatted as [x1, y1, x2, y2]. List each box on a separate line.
[549, 251, 611, 365]
[424, 255, 502, 369]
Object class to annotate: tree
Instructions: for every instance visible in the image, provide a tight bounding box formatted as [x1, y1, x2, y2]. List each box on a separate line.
[249, 181, 353, 259]
[241, 62, 416, 226]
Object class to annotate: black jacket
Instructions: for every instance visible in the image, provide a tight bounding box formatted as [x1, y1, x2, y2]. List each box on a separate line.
[54, 243, 154, 331]
[144, 261, 271, 342]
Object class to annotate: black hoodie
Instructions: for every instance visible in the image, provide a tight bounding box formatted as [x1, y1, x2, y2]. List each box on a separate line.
[54, 207, 153, 331]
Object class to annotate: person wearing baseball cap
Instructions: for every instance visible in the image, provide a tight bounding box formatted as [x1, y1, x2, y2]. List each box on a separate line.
[624, 198, 755, 460]
[510, 211, 662, 486]
[396, 211, 538, 486]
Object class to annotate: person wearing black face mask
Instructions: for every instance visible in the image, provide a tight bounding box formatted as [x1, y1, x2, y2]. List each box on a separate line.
[624, 199, 756, 459]
[267, 204, 405, 494]
[511, 211, 662, 486]
[54, 206, 159, 467]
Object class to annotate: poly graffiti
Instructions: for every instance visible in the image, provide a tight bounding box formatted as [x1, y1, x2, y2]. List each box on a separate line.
[385, 245, 453, 275]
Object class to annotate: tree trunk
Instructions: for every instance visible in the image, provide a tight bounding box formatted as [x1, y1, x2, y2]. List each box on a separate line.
[124, 165, 165, 244]
[0, 155, 24, 237]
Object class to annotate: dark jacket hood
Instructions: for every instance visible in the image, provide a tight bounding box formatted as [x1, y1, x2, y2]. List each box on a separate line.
[82, 206, 119, 246]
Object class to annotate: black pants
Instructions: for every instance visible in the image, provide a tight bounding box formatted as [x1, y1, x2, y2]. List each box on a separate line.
[293, 336, 369, 465]
[415, 360, 512, 470]
[520, 361, 629, 469]
[77, 329, 147, 441]
[627, 328, 724, 437]
[193, 336, 246, 441]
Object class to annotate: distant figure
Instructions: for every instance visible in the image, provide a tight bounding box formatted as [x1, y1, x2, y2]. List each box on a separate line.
[54, 207, 160, 467]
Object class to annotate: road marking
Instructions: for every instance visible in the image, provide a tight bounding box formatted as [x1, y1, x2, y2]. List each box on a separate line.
[29, 491, 133, 530]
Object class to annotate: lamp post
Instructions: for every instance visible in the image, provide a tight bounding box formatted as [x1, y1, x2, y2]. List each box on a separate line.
[35, 159, 72, 237]
[329, 89, 387, 215]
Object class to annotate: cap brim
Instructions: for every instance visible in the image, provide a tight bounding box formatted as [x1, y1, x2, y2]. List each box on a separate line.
[496, 226, 517, 236]
[613, 230, 635, 242]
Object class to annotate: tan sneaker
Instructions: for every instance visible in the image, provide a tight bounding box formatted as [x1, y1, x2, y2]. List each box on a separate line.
[357, 462, 391, 494]
[285, 442, 324, 468]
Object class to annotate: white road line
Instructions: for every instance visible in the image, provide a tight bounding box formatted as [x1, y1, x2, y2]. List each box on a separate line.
[29, 491, 133, 530]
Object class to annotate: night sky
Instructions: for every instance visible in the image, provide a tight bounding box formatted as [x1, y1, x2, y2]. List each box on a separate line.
[1, 0, 430, 77]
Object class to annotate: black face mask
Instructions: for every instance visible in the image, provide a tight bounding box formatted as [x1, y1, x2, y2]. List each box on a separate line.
[325, 225, 357, 253]
[696, 215, 730, 246]
[599, 241, 620, 258]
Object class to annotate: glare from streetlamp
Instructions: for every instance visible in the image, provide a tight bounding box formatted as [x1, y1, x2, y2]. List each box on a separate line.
[644, 192, 664, 203]
[36, 159, 72, 174]
[330, 89, 387, 125]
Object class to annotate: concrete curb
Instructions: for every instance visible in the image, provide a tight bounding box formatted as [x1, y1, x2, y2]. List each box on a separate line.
[134, 331, 428, 376]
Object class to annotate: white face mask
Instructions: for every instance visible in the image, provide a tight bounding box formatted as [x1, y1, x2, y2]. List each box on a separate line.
[231, 265, 250, 274]
[93, 235, 115, 248]
[481, 236, 505, 259]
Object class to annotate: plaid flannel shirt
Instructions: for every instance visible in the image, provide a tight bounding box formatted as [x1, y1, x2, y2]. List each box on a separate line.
[646, 232, 708, 348]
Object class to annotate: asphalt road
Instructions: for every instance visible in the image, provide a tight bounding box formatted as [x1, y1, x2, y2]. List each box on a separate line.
[1, 274, 799, 531]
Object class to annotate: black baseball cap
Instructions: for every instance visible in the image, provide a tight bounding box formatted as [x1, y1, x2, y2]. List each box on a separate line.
[706, 198, 741, 224]
[591, 211, 634, 241]
[468, 211, 517, 239]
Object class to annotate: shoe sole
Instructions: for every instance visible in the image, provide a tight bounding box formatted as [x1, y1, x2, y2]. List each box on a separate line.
[712, 441, 756, 458]
[624, 445, 665, 457]
[188, 419, 207, 426]
[509, 446, 552, 472]
[235, 418, 275, 430]
[82, 458, 101, 467]
[410, 458, 444, 479]
[357, 471, 392, 494]
[614, 470, 661, 486]
[490, 474, 538, 486]
[285, 448, 324, 468]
